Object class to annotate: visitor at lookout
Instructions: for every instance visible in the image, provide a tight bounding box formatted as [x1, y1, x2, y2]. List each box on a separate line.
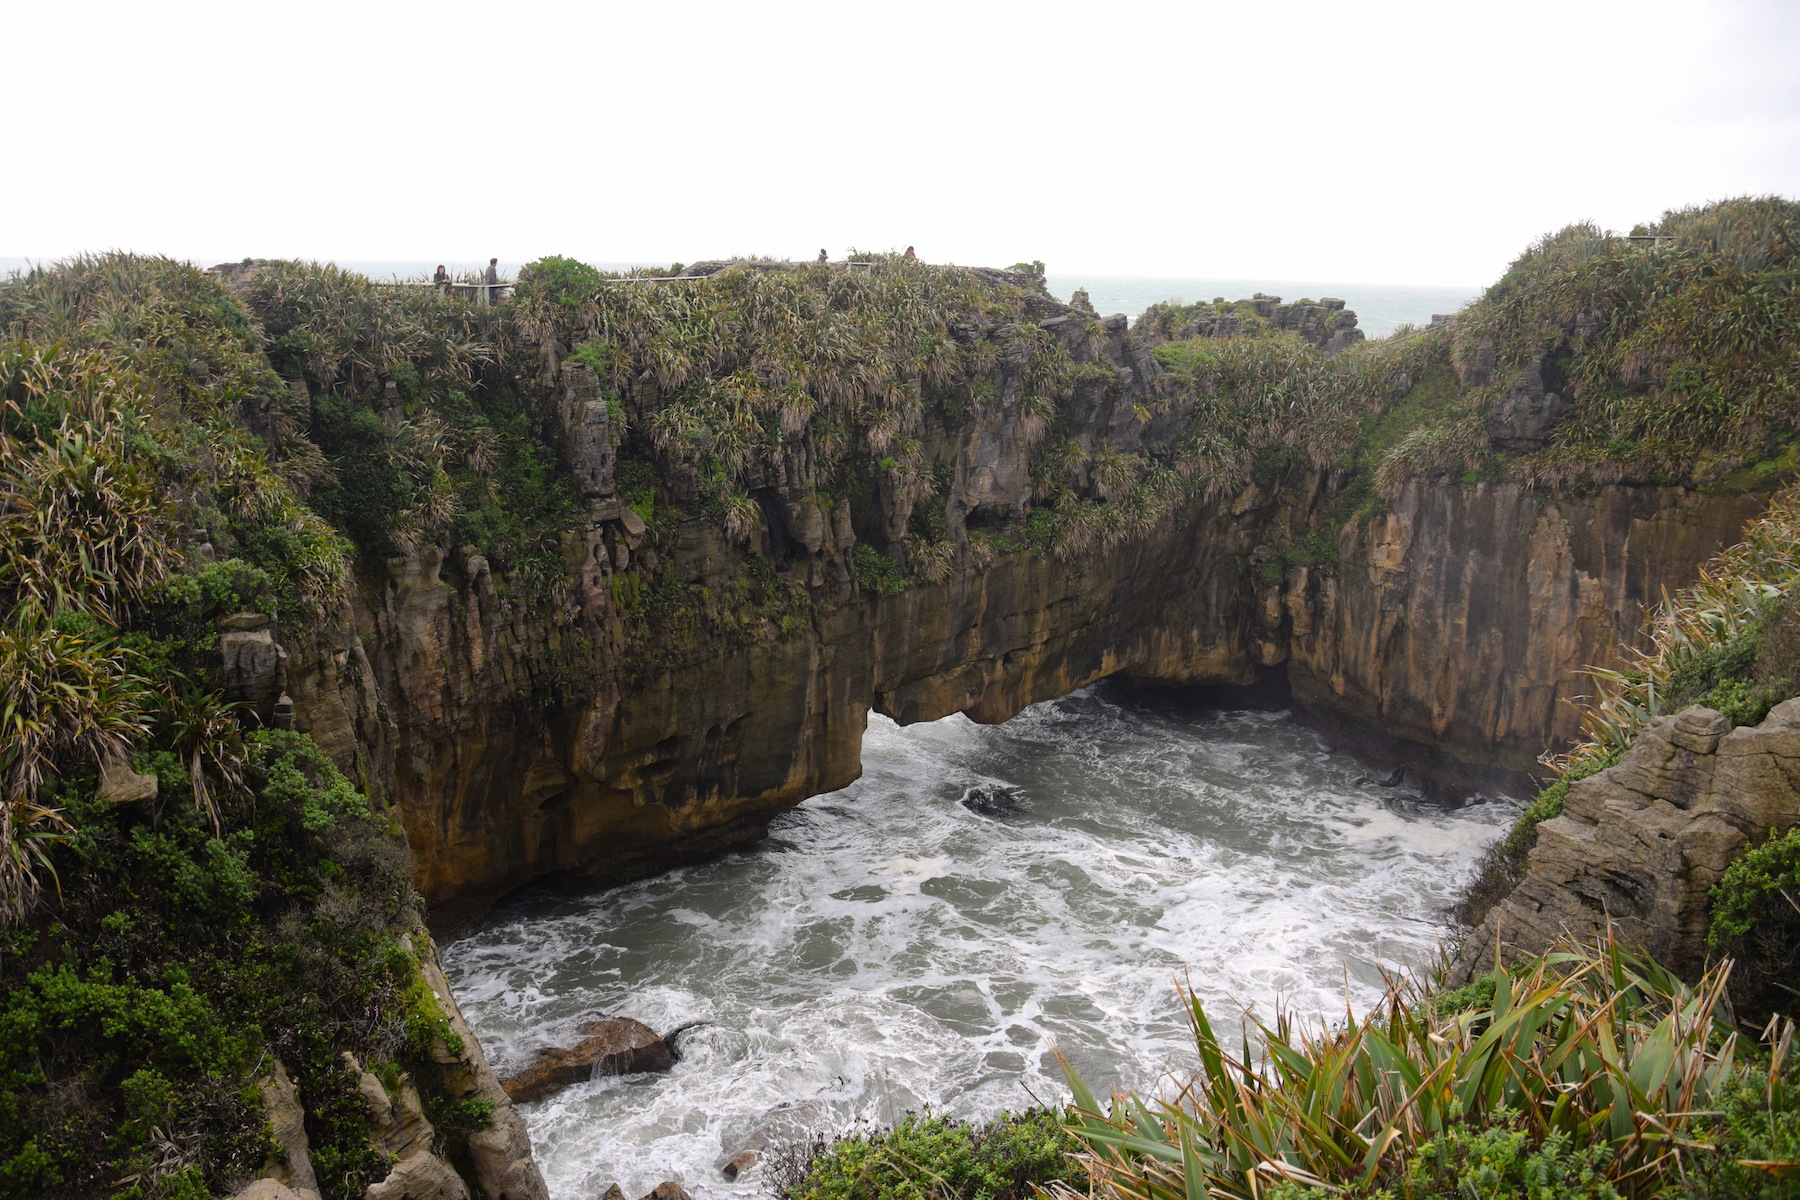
[904, 245, 916, 259]
[432, 264, 449, 291]
[818, 248, 828, 264]
[484, 258, 499, 304]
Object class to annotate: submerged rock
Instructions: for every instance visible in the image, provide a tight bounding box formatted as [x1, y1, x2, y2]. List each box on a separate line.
[500, 1017, 675, 1105]
[715, 1098, 830, 1179]
[599, 1184, 691, 1200]
[960, 783, 1028, 816]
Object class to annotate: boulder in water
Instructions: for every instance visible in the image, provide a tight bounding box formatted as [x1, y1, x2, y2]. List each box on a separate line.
[715, 1098, 829, 1179]
[960, 783, 1028, 816]
[499, 1016, 674, 1105]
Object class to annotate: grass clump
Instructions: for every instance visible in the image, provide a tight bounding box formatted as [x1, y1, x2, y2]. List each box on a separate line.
[1064, 937, 1798, 1200]
[774, 1109, 1086, 1200]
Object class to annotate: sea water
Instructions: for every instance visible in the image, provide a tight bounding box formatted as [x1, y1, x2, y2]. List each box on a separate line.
[1043, 274, 1481, 338]
[442, 688, 1511, 1200]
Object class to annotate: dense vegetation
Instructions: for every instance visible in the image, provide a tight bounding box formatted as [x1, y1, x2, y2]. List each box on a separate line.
[772, 1109, 1085, 1200]
[0, 258, 480, 1199]
[1064, 938, 1797, 1200]
[1141, 196, 1800, 567]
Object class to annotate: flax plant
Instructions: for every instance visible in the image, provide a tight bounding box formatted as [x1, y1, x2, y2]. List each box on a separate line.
[1063, 936, 1791, 1200]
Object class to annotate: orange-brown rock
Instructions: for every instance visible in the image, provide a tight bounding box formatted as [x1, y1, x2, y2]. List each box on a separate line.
[499, 1018, 674, 1105]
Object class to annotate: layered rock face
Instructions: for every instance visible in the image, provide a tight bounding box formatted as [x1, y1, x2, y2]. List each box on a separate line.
[307, 481, 1758, 910]
[1451, 701, 1800, 984]
[280, 293, 1765, 910]
[1279, 481, 1764, 777]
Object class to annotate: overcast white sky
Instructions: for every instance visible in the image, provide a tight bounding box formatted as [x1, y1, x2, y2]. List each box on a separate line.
[7, 0, 1798, 286]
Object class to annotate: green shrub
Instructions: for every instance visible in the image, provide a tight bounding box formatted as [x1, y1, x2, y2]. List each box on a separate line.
[779, 1110, 1086, 1200]
[852, 544, 907, 595]
[515, 255, 603, 307]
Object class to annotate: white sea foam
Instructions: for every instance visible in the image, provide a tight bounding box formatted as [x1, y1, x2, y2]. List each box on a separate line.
[441, 689, 1511, 1200]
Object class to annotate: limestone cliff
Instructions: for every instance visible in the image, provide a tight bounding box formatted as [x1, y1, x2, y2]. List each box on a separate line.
[245, 236, 1784, 913]
[274, 291, 1764, 905]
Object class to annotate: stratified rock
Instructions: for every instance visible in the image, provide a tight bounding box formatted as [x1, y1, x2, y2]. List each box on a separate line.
[557, 361, 617, 504]
[97, 755, 158, 805]
[364, 1151, 470, 1200]
[219, 612, 288, 720]
[1451, 700, 1800, 984]
[500, 1017, 675, 1105]
[257, 1058, 321, 1200]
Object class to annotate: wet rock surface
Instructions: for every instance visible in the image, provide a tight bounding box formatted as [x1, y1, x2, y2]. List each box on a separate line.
[960, 783, 1030, 816]
[500, 1017, 675, 1105]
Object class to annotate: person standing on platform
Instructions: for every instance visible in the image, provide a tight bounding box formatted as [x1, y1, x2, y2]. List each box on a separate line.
[433, 264, 449, 292]
[818, 248, 828, 264]
[484, 258, 500, 304]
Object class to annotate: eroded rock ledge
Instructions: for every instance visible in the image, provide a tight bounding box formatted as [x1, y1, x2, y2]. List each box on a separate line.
[1451, 700, 1800, 985]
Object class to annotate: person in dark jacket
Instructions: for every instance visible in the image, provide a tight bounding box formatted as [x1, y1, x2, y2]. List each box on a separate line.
[484, 258, 499, 304]
[433, 264, 449, 291]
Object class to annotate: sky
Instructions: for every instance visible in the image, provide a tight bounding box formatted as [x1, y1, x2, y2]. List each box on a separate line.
[6, 0, 1799, 287]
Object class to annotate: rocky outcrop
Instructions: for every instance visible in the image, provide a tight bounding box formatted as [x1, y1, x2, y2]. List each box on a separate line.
[1486, 356, 1566, 452]
[1451, 701, 1800, 984]
[258, 1059, 321, 1200]
[500, 1017, 675, 1105]
[220, 611, 292, 726]
[96, 754, 159, 805]
[415, 947, 550, 1200]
